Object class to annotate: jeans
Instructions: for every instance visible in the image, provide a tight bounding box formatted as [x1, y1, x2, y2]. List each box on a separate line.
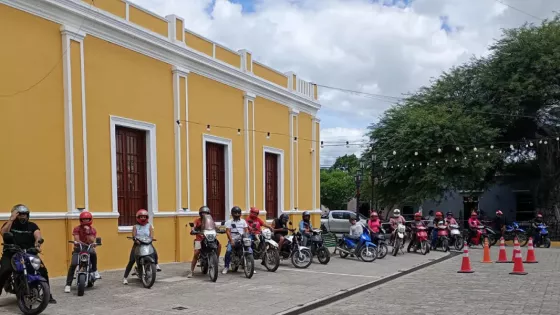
[123, 244, 159, 278]
[301, 233, 311, 247]
[533, 232, 541, 244]
[431, 229, 438, 248]
[0, 252, 51, 294]
[65, 249, 98, 286]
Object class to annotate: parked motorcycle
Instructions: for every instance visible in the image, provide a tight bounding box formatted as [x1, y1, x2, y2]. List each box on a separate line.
[484, 226, 500, 246]
[534, 223, 551, 248]
[249, 226, 280, 272]
[126, 236, 157, 288]
[505, 222, 528, 247]
[1, 232, 50, 315]
[407, 226, 430, 255]
[308, 229, 331, 264]
[391, 223, 406, 256]
[467, 225, 490, 247]
[448, 224, 464, 250]
[68, 238, 102, 296]
[336, 226, 378, 262]
[370, 227, 388, 259]
[228, 226, 254, 279]
[188, 215, 221, 282]
[432, 221, 449, 252]
[279, 222, 312, 269]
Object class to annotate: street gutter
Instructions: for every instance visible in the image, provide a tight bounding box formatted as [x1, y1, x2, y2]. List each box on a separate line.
[275, 251, 460, 315]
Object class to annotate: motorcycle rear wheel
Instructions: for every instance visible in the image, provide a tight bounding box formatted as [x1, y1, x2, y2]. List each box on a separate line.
[17, 280, 50, 315]
[544, 237, 551, 248]
[377, 244, 388, 259]
[338, 241, 349, 258]
[264, 248, 280, 272]
[142, 263, 156, 289]
[420, 241, 429, 255]
[243, 255, 254, 279]
[77, 274, 86, 296]
[517, 234, 528, 247]
[442, 239, 449, 252]
[208, 253, 219, 282]
[316, 246, 331, 264]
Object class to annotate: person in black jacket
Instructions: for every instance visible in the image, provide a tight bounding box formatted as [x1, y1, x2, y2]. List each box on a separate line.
[493, 210, 506, 237]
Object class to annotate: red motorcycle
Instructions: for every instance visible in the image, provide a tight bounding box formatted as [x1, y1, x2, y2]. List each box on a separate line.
[432, 222, 450, 252]
[407, 226, 430, 255]
[468, 225, 489, 247]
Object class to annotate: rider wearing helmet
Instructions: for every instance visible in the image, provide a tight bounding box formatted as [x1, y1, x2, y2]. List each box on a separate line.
[223, 206, 249, 274]
[467, 211, 481, 243]
[348, 214, 362, 240]
[123, 209, 161, 284]
[445, 212, 458, 225]
[389, 209, 406, 244]
[246, 207, 273, 235]
[299, 211, 313, 246]
[408, 212, 426, 249]
[187, 206, 222, 278]
[493, 210, 506, 237]
[65, 211, 100, 293]
[368, 211, 381, 234]
[272, 213, 290, 250]
[0, 204, 57, 304]
[531, 213, 544, 244]
[431, 211, 444, 248]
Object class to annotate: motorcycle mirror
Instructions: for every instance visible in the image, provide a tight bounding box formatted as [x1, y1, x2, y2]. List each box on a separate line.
[188, 222, 194, 228]
[289, 221, 293, 225]
[38, 238, 44, 244]
[95, 237, 102, 245]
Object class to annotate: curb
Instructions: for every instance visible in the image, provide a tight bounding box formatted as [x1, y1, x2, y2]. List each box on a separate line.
[275, 252, 460, 315]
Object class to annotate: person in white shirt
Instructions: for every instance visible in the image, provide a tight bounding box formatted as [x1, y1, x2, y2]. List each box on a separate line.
[348, 215, 363, 240]
[222, 206, 249, 274]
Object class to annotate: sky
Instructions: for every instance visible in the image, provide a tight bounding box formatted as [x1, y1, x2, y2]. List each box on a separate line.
[128, 0, 560, 166]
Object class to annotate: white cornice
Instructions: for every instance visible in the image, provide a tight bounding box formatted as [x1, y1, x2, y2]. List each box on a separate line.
[1, 0, 320, 116]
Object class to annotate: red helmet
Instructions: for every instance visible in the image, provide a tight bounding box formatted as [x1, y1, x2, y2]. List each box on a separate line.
[537, 213, 543, 218]
[496, 210, 503, 216]
[249, 207, 259, 217]
[435, 211, 443, 219]
[370, 211, 378, 218]
[471, 211, 477, 217]
[79, 211, 93, 226]
[414, 212, 422, 220]
[136, 209, 149, 225]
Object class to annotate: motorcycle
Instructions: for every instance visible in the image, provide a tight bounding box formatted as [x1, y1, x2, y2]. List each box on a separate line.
[249, 226, 280, 272]
[534, 224, 551, 248]
[432, 221, 449, 252]
[467, 225, 490, 247]
[68, 238, 102, 296]
[228, 225, 255, 279]
[126, 235, 157, 288]
[407, 226, 430, 255]
[336, 226, 378, 262]
[370, 227, 388, 259]
[188, 214, 221, 282]
[1, 232, 50, 315]
[505, 222, 528, 247]
[391, 223, 406, 256]
[448, 224, 464, 250]
[308, 229, 331, 264]
[279, 222, 313, 269]
[484, 226, 500, 246]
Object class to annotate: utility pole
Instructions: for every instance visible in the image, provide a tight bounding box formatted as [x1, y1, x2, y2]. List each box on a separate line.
[371, 150, 376, 211]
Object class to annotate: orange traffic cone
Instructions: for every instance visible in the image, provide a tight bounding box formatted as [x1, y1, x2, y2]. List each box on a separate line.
[510, 248, 528, 275]
[524, 237, 538, 263]
[481, 237, 493, 263]
[458, 242, 474, 273]
[510, 237, 520, 262]
[496, 237, 510, 263]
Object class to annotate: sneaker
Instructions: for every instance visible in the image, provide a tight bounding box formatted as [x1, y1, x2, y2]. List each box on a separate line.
[156, 265, 161, 272]
[94, 271, 101, 279]
[186, 270, 193, 278]
[49, 295, 57, 304]
[222, 267, 229, 274]
[64, 286, 71, 293]
[123, 278, 128, 285]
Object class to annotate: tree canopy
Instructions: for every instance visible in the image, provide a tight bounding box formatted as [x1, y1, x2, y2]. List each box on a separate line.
[364, 15, 560, 214]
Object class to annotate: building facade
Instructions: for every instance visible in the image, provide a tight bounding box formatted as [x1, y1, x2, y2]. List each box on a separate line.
[0, 0, 321, 276]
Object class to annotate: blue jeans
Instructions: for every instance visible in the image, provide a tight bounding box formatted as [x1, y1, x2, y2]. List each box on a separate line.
[224, 242, 253, 268]
[533, 232, 541, 244]
[431, 229, 438, 247]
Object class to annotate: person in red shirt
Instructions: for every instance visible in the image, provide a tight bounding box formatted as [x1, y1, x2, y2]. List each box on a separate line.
[246, 207, 273, 234]
[368, 212, 381, 234]
[467, 211, 481, 244]
[64, 211, 99, 293]
[187, 206, 222, 278]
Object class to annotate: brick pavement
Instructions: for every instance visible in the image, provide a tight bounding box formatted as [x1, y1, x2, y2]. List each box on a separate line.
[305, 247, 560, 315]
[0, 249, 447, 314]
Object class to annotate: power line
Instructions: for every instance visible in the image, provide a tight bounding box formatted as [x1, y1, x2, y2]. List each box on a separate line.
[492, 0, 544, 21]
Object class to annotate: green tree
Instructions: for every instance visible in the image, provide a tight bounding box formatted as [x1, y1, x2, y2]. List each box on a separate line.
[330, 154, 360, 173]
[320, 169, 355, 210]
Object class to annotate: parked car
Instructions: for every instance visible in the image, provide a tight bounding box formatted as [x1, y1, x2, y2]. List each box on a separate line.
[320, 210, 369, 234]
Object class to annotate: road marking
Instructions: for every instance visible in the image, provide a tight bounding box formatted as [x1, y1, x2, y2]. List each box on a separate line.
[159, 276, 189, 283]
[277, 268, 380, 278]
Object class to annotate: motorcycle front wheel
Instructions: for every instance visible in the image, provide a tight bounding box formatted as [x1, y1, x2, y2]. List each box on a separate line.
[17, 280, 50, 315]
[243, 255, 254, 279]
[517, 234, 529, 247]
[442, 239, 449, 252]
[264, 248, 280, 272]
[359, 245, 377, 262]
[142, 263, 156, 289]
[77, 274, 86, 296]
[377, 243, 388, 259]
[420, 241, 429, 255]
[544, 237, 551, 248]
[454, 236, 464, 250]
[316, 246, 331, 264]
[291, 249, 312, 269]
[208, 253, 219, 282]
[392, 238, 401, 256]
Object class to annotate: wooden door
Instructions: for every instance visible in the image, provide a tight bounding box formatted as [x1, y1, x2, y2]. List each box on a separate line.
[116, 126, 148, 226]
[265, 152, 278, 219]
[206, 142, 226, 221]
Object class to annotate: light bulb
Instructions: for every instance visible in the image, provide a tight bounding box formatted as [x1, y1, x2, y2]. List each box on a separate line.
[487, 153, 490, 156]
[414, 151, 418, 156]
[412, 164, 415, 167]
[476, 154, 479, 158]
[539, 140, 543, 144]
[393, 151, 397, 155]
[556, 137, 559, 141]
[530, 142, 533, 146]
[464, 156, 467, 160]
[545, 140, 548, 144]
[490, 145, 494, 149]
[427, 162, 430, 166]
[473, 147, 477, 152]
[510, 144, 514, 150]
[454, 159, 457, 162]
[237, 129, 241, 135]
[419, 162, 422, 166]
[267, 132, 271, 140]
[206, 124, 210, 131]
[456, 147, 460, 151]
[437, 148, 442, 153]
[436, 161, 438, 164]
[445, 159, 448, 163]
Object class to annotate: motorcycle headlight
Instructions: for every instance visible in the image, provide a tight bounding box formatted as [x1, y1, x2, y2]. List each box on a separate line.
[204, 230, 216, 242]
[80, 254, 89, 262]
[243, 237, 252, 247]
[29, 256, 41, 270]
[262, 229, 272, 240]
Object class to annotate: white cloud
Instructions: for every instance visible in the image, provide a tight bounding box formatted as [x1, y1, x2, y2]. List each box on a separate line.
[129, 0, 560, 165]
[320, 127, 368, 167]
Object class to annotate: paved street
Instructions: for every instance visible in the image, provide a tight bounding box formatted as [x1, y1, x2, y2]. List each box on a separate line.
[0, 249, 446, 314]
[306, 246, 560, 315]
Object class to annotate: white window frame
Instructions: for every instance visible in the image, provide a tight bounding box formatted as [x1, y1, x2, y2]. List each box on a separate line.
[262, 146, 285, 218]
[109, 115, 158, 232]
[202, 134, 233, 220]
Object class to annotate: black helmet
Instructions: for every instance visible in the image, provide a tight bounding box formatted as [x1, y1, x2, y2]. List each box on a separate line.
[12, 204, 30, 224]
[280, 213, 289, 223]
[349, 214, 357, 223]
[302, 211, 310, 221]
[199, 206, 210, 217]
[446, 211, 453, 217]
[231, 206, 242, 216]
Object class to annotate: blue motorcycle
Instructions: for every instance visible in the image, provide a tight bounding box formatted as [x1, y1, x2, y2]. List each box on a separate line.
[535, 224, 551, 248]
[1, 232, 50, 315]
[505, 222, 528, 247]
[336, 226, 378, 262]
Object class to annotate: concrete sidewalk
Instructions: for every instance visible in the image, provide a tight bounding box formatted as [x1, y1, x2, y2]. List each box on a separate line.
[0, 249, 447, 314]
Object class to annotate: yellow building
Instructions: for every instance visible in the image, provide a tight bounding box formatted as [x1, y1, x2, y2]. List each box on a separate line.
[0, 0, 321, 276]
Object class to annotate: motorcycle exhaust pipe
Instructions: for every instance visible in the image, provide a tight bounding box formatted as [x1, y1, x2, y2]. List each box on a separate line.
[334, 247, 354, 255]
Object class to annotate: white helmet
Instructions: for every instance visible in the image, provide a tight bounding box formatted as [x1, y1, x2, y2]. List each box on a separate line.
[393, 209, 400, 217]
